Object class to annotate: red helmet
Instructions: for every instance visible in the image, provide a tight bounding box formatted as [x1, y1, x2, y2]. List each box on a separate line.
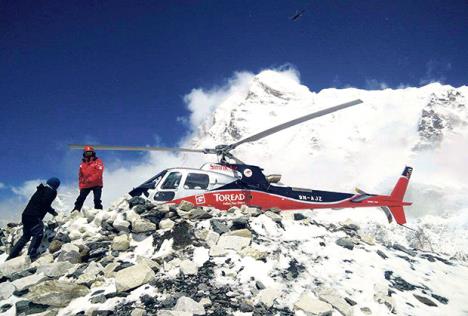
[83, 145, 95, 152]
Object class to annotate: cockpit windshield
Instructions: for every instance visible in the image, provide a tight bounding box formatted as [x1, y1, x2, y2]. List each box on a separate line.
[128, 170, 167, 197]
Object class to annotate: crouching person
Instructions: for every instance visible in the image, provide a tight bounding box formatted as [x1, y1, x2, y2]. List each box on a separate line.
[7, 177, 60, 261]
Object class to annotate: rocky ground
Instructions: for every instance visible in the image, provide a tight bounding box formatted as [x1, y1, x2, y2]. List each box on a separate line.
[1, 197, 467, 316]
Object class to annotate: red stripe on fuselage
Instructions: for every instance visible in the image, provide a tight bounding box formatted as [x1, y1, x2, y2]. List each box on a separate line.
[170, 189, 409, 211]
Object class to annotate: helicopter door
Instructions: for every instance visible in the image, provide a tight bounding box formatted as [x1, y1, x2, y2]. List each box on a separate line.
[153, 171, 183, 202]
[182, 172, 210, 197]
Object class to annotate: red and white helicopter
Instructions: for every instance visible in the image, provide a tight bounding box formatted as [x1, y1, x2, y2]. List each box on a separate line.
[70, 100, 412, 225]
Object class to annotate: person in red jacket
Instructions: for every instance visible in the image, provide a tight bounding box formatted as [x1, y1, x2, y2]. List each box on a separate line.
[72, 146, 104, 211]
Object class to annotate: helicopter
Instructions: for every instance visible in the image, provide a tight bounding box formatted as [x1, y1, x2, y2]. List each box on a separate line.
[70, 99, 412, 225]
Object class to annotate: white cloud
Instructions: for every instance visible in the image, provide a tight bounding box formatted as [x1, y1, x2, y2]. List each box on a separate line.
[419, 59, 452, 85]
[183, 71, 255, 133]
[0, 182, 5, 189]
[365, 79, 389, 90]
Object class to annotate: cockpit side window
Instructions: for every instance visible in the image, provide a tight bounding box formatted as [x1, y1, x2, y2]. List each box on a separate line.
[184, 173, 209, 190]
[161, 172, 182, 190]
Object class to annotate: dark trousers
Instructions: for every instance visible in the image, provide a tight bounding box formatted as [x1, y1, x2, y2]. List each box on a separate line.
[8, 221, 44, 260]
[74, 186, 103, 211]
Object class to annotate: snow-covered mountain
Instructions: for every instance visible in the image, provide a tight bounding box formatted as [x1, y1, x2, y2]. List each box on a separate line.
[186, 69, 468, 257]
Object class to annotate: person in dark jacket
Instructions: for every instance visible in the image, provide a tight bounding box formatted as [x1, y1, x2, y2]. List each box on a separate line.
[7, 177, 60, 261]
[72, 146, 104, 211]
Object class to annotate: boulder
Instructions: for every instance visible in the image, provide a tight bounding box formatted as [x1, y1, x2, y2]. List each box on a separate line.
[257, 288, 280, 308]
[0, 281, 15, 300]
[48, 240, 63, 253]
[36, 261, 76, 278]
[0, 256, 30, 277]
[360, 234, 375, 245]
[204, 231, 220, 248]
[128, 196, 146, 209]
[231, 217, 248, 230]
[294, 213, 307, 221]
[174, 296, 206, 315]
[131, 308, 146, 316]
[316, 287, 353, 316]
[217, 235, 250, 252]
[112, 234, 130, 251]
[210, 220, 229, 234]
[294, 292, 333, 316]
[112, 218, 131, 233]
[15, 300, 49, 315]
[158, 311, 192, 316]
[136, 256, 160, 271]
[57, 243, 81, 263]
[209, 245, 228, 257]
[373, 283, 395, 312]
[413, 294, 438, 307]
[180, 259, 198, 275]
[240, 206, 261, 217]
[264, 211, 282, 223]
[189, 208, 212, 220]
[159, 219, 175, 230]
[31, 253, 54, 267]
[26, 280, 90, 307]
[114, 263, 156, 292]
[178, 200, 195, 212]
[239, 246, 267, 260]
[336, 237, 355, 250]
[132, 219, 157, 233]
[226, 228, 252, 239]
[11, 273, 48, 292]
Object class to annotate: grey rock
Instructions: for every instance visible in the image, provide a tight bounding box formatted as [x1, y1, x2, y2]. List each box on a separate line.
[132, 219, 157, 233]
[294, 213, 306, 221]
[264, 211, 282, 223]
[112, 218, 131, 233]
[0, 281, 15, 300]
[114, 263, 156, 292]
[57, 243, 81, 263]
[377, 250, 388, 259]
[413, 294, 438, 307]
[210, 220, 229, 234]
[36, 261, 76, 278]
[316, 287, 353, 316]
[15, 300, 49, 315]
[0, 256, 30, 277]
[48, 240, 63, 254]
[336, 237, 354, 250]
[128, 196, 146, 209]
[178, 200, 195, 212]
[26, 280, 90, 307]
[11, 273, 48, 292]
[112, 234, 130, 251]
[256, 280, 266, 290]
[239, 302, 254, 312]
[294, 292, 333, 315]
[217, 235, 250, 252]
[174, 296, 205, 315]
[90, 294, 107, 304]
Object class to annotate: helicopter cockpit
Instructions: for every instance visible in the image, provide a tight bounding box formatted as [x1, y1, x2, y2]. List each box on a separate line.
[129, 166, 241, 203]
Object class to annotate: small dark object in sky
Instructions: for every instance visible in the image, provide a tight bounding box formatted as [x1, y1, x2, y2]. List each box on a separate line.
[290, 9, 305, 21]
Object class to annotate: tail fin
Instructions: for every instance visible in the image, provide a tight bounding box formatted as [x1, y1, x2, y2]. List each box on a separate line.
[391, 166, 413, 200]
[388, 166, 413, 225]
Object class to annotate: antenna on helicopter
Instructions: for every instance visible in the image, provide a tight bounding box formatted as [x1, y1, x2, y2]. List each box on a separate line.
[69, 99, 363, 164]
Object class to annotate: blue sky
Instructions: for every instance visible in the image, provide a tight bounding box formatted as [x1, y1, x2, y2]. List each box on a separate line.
[0, 0, 467, 198]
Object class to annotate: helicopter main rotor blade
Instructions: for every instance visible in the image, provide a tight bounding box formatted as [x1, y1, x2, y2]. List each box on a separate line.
[229, 99, 363, 149]
[68, 144, 207, 153]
